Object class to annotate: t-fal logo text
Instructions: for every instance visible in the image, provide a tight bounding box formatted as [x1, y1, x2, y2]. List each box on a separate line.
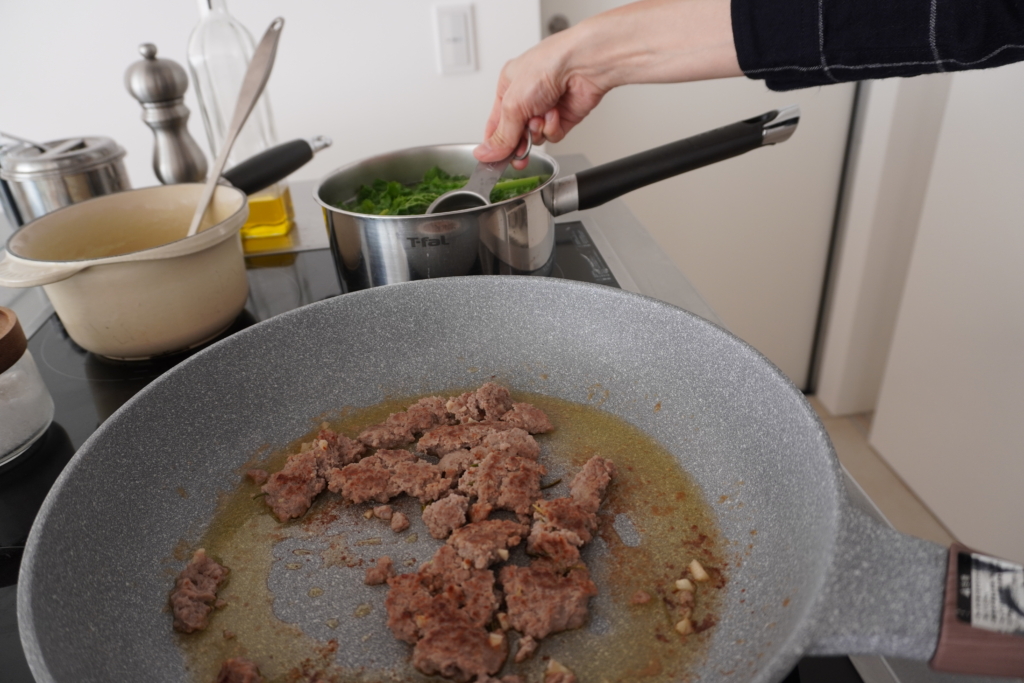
[407, 236, 452, 247]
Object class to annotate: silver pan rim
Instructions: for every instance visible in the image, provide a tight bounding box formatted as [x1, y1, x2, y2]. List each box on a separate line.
[312, 143, 560, 219]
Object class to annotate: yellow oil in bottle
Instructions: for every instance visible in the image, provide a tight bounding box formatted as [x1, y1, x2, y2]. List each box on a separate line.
[241, 185, 294, 240]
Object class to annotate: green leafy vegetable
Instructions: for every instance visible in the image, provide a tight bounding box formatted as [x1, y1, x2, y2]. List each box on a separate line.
[340, 166, 548, 216]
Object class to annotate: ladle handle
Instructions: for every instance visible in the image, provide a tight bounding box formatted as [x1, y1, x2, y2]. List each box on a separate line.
[186, 17, 285, 237]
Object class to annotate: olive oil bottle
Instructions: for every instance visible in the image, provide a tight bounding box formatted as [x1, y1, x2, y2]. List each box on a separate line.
[187, 0, 293, 239]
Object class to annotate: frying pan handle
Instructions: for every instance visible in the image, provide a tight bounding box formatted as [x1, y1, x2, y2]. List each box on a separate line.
[805, 506, 947, 660]
[807, 507, 1024, 677]
[543, 105, 799, 216]
[222, 136, 332, 195]
[930, 542, 1024, 676]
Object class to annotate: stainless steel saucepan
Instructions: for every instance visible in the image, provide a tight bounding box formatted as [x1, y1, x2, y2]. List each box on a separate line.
[315, 106, 800, 292]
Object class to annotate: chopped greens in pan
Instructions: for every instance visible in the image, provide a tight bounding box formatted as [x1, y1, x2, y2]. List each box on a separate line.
[341, 166, 549, 215]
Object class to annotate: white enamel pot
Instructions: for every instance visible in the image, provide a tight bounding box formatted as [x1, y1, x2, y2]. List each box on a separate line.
[0, 183, 250, 360]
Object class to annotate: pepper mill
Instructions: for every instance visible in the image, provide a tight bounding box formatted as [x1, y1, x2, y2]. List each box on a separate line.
[124, 43, 209, 184]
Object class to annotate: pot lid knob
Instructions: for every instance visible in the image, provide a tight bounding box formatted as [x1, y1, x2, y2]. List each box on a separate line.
[0, 307, 27, 375]
[125, 43, 190, 104]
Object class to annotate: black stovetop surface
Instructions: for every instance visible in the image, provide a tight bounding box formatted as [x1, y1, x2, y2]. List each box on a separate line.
[0, 223, 860, 683]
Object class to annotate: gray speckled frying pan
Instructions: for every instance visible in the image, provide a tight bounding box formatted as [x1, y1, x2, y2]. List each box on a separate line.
[15, 277, 995, 682]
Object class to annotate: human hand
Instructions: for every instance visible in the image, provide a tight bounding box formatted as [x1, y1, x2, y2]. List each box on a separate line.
[473, 0, 742, 170]
[474, 28, 610, 170]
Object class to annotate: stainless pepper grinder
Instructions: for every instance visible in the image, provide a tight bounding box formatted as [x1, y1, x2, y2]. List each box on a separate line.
[124, 43, 209, 184]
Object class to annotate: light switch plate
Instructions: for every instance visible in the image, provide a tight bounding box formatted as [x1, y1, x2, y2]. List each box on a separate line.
[434, 4, 477, 75]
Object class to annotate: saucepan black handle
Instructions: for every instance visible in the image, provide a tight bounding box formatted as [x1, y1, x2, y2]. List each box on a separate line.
[222, 135, 332, 195]
[542, 106, 799, 216]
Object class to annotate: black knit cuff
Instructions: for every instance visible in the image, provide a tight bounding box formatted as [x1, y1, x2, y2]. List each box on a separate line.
[732, 0, 1024, 91]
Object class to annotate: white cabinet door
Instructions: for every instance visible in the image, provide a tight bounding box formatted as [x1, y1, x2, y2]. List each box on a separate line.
[542, 1, 855, 389]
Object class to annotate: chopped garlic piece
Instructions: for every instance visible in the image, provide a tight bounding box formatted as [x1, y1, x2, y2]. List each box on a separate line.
[363, 509, 374, 519]
[497, 548, 510, 561]
[675, 617, 695, 635]
[689, 559, 710, 582]
[675, 578, 695, 592]
[547, 659, 573, 675]
[497, 611, 510, 631]
[488, 631, 505, 647]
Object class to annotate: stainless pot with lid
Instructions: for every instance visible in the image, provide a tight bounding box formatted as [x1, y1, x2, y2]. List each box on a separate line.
[0, 136, 131, 224]
[315, 106, 799, 292]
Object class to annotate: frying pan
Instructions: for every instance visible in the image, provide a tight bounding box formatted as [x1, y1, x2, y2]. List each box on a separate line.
[16, 277, 1021, 681]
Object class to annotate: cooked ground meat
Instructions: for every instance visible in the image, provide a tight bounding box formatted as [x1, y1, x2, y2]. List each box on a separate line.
[216, 657, 263, 683]
[391, 511, 410, 532]
[257, 429, 367, 522]
[261, 449, 325, 522]
[324, 449, 418, 504]
[384, 572, 435, 644]
[514, 634, 538, 663]
[385, 545, 500, 648]
[314, 427, 367, 472]
[390, 459, 452, 503]
[500, 561, 598, 640]
[458, 452, 546, 522]
[365, 556, 396, 585]
[423, 493, 471, 539]
[525, 526, 582, 570]
[446, 383, 513, 424]
[533, 497, 598, 544]
[476, 427, 540, 460]
[420, 545, 501, 628]
[448, 520, 528, 569]
[170, 549, 230, 633]
[411, 598, 508, 683]
[373, 504, 393, 520]
[499, 403, 554, 434]
[359, 396, 453, 448]
[417, 424, 509, 457]
[569, 456, 615, 514]
[246, 469, 268, 485]
[437, 449, 477, 478]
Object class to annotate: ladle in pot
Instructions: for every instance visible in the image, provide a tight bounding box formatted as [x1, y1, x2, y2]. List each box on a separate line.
[426, 133, 532, 214]
[186, 17, 284, 237]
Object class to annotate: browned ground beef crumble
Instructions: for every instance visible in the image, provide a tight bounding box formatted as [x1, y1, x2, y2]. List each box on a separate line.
[169, 548, 230, 634]
[209, 384, 609, 682]
[215, 657, 263, 683]
[365, 556, 396, 586]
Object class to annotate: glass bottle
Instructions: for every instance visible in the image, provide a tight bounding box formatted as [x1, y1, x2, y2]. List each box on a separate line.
[0, 307, 54, 468]
[187, 0, 294, 239]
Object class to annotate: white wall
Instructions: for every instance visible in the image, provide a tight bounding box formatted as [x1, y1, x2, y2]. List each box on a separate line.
[0, 0, 541, 188]
[869, 63, 1024, 564]
[541, 0, 855, 389]
[815, 75, 952, 416]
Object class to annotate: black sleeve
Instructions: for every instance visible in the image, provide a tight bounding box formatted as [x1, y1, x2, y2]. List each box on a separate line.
[731, 0, 1024, 91]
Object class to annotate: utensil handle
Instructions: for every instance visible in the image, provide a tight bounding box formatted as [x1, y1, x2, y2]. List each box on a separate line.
[806, 506, 947, 660]
[807, 507, 1024, 677]
[186, 17, 284, 237]
[222, 136, 332, 195]
[930, 543, 1024, 677]
[551, 106, 799, 215]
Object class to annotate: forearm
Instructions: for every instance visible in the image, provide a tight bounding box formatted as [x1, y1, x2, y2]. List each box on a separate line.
[565, 0, 742, 89]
